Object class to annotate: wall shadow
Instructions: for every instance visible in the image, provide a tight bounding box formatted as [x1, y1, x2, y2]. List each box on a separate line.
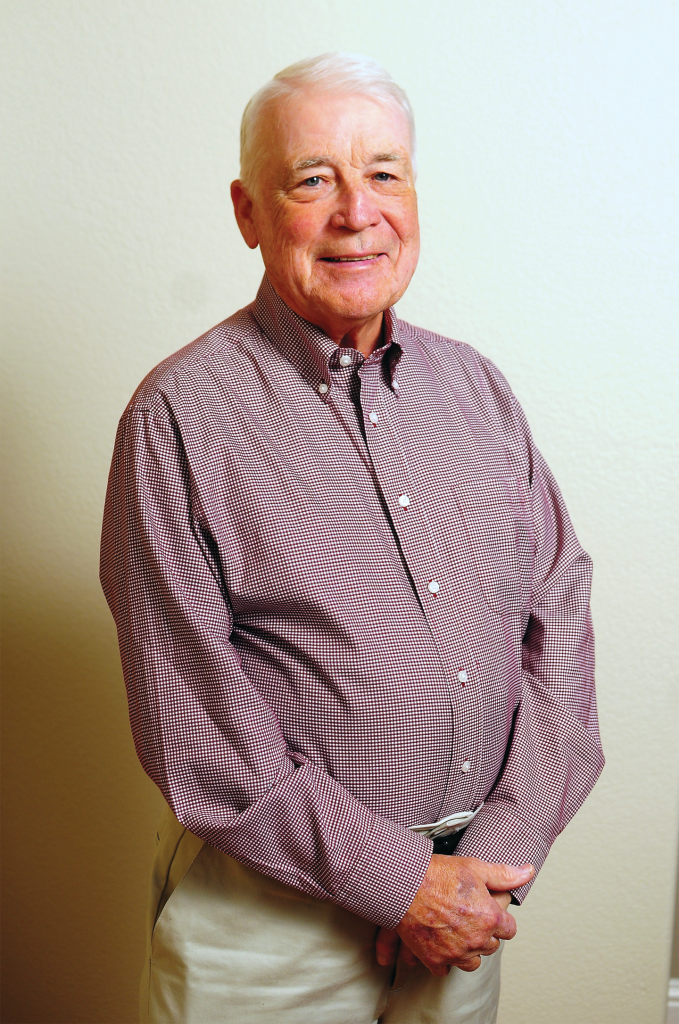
[1, 590, 165, 1024]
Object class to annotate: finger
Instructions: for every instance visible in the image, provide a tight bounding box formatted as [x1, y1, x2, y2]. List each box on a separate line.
[494, 908, 518, 941]
[456, 955, 483, 973]
[375, 927, 400, 966]
[471, 859, 534, 893]
[425, 962, 452, 977]
[462, 934, 501, 959]
[399, 942, 420, 967]
[490, 891, 512, 912]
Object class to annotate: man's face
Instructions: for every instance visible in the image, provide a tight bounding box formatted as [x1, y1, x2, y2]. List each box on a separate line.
[233, 88, 420, 339]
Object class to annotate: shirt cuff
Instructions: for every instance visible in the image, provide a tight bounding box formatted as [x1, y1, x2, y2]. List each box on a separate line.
[337, 813, 433, 928]
[452, 804, 552, 904]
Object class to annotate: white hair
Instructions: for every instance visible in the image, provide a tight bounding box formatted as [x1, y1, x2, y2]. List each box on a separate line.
[239, 52, 416, 192]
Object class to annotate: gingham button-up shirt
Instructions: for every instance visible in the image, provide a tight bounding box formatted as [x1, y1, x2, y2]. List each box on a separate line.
[101, 275, 604, 928]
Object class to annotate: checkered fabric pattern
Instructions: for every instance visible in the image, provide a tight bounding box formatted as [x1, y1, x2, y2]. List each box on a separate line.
[100, 275, 604, 928]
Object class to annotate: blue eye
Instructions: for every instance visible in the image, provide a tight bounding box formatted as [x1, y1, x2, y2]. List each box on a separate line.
[304, 176, 322, 186]
[374, 172, 392, 181]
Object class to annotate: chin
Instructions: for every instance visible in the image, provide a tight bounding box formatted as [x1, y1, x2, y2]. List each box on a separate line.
[318, 283, 395, 320]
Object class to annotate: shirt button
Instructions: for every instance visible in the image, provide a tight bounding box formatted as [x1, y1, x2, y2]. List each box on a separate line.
[368, 411, 379, 425]
[317, 382, 329, 395]
[461, 760, 471, 773]
[392, 379, 400, 391]
[458, 670, 468, 683]
[339, 353, 352, 367]
[427, 580, 440, 594]
[398, 493, 411, 508]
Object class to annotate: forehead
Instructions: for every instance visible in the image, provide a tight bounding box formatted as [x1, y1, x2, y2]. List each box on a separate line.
[262, 89, 412, 166]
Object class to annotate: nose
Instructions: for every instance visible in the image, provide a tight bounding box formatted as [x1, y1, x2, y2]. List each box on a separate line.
[330, 182, 381, 232]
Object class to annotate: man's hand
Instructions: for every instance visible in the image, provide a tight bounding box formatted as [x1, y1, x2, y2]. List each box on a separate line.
[375, 855, 533, 976]
[376, 889, 514, 971]
[490, 891, 513, 912]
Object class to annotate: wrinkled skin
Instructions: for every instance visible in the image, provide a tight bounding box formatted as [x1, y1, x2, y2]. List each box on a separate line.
[376, 856, 533, 975]
[231, 88, 419, 356]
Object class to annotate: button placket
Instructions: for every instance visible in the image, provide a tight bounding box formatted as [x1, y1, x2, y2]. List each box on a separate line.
[360, 397, 483, 811]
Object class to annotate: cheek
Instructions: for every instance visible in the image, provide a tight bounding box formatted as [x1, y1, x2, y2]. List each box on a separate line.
[401, 203, 420, 246]
[263, 204, 325, 256]
[384, 196, 420, 252]
[408, 227, 421, 259]
[283, 207, 325, 250]
[393, 207, 420, 281]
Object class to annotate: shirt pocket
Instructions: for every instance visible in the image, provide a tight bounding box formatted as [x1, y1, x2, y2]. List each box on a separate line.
[453, 476, 534, 615]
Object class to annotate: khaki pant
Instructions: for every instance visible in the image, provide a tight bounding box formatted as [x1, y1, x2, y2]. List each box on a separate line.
[142, 807, 502, 1024]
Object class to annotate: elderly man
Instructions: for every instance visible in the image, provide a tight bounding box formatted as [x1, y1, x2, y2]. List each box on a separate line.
[101, 53, 604, 1024]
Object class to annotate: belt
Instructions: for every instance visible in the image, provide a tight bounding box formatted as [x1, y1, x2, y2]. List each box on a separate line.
[408, 804, 483, 856]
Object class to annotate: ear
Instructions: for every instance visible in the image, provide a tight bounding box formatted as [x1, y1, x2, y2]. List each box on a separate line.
[230, 180, 259, 250]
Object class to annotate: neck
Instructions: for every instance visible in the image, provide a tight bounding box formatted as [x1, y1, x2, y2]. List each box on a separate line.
[330, 312, 385, 356]
[265, 277, 388, 356]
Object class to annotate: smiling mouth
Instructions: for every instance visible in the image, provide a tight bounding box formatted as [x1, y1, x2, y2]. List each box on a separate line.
[319, 254, 383, 263]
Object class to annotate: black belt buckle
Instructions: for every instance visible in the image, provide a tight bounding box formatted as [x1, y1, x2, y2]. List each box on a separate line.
[431, 828, 465, 856]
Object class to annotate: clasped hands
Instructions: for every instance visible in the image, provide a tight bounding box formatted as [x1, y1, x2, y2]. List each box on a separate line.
[376, 854, 534, 976]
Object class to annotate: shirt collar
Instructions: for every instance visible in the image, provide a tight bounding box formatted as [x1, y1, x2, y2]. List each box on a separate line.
[252, 274, 402, 390]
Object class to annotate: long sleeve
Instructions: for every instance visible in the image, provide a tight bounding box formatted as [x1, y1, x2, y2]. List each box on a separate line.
[100, 402, 432, 929]
[453, 396, 604, 901]
[101, 284, 604, 924]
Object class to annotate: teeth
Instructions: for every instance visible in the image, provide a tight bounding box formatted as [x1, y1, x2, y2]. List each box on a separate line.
[327, 255, 379, 262]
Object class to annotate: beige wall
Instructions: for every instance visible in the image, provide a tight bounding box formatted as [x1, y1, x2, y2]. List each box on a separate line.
[2, 2, 678, 1022]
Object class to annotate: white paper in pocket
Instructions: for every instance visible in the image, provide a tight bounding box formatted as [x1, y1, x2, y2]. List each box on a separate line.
[408, 803, 484, 839]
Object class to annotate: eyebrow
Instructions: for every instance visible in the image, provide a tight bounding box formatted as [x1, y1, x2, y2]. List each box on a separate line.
[293, 158, 331, 171]
[292, 152, 405, 171]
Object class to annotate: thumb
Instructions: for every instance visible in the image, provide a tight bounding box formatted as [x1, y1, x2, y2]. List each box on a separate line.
[474, 860, 534, 892]
[375, 926, 400, 967]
